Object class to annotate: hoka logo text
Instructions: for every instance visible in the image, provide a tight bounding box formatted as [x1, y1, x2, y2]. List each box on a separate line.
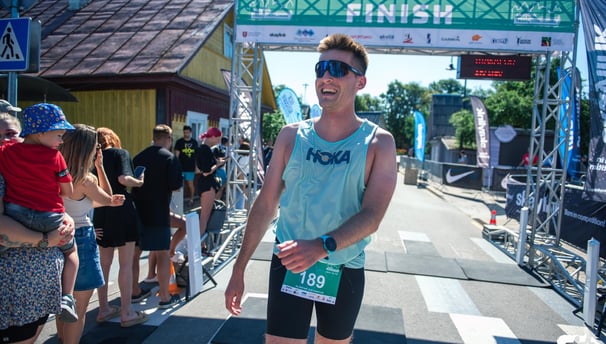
[306, 148, 350, 165]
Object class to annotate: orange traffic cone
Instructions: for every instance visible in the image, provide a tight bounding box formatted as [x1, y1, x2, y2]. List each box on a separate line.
[489, 209, 497, 225]
[169, 262, 181, 294]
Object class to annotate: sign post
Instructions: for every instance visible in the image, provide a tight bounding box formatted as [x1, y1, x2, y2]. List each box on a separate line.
[0, 14, 31, 108]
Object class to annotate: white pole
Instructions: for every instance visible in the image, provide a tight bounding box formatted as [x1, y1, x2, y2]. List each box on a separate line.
[584, 238, 600, 327]
[516, 207, 528, 265]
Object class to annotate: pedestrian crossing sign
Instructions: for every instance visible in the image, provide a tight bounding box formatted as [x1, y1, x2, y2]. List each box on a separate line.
[0, 18, 29, 71]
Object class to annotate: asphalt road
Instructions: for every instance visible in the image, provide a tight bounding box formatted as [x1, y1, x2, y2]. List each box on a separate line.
[37, 172, 602, 344]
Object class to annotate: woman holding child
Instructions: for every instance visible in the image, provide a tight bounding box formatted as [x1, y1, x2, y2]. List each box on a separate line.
[0, 105, 75, 344]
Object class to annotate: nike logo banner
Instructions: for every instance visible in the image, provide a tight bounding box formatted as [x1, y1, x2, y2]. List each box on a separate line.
[441, 164, 483, 190]
[470, 96, 490, 168]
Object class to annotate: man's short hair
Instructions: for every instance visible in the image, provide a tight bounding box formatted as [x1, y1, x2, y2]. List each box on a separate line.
[153, 124, 172, 141]
[317, 33, 368, 75]
[183, 125, 192, 132]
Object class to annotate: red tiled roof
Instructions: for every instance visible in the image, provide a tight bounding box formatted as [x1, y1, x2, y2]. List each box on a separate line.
[2, 0, 233, 78]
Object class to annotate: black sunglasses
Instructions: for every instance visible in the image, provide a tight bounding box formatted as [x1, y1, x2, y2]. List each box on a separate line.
[315, 60, 364, 78]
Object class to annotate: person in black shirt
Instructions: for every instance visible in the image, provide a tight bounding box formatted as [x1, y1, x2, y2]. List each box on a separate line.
[196, 127, 227, 239]
[174, 125, 198, 207]
[132, 124, 183, 309]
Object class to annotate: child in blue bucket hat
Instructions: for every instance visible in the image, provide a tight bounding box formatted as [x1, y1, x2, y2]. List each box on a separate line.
[0, 103, 80, 323]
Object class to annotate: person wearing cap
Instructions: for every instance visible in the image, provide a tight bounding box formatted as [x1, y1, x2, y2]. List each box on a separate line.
[0, 102, 80, 323]
[196, 127, 228, 241]
[0, 99, 21, 114]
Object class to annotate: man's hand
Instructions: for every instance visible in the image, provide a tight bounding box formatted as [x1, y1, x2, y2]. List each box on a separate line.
[224, 272, 245, 316]
[276, 239, 326, 274]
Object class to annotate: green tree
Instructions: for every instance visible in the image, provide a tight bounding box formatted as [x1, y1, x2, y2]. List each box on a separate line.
[262, 110, 286, 144]
[483, 81, 534, 128]
[429, 78, 466, 95]
[380, 81, 431, 149]
[355, 93, 382, 111]
[449, 109, 475, 149]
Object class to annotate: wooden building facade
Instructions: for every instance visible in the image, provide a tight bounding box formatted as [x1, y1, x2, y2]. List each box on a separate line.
[3, 0, 276, 154]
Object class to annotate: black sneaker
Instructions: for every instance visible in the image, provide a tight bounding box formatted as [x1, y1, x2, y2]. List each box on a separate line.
[131, 288, 152, 303]
[158, 294, 181, 309]
[59, 294, 78, 323]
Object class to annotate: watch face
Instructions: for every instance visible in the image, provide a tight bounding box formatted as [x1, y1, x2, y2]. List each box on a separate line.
[324, 236, 337, 252]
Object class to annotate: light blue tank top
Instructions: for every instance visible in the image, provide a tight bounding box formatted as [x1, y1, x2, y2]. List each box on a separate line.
[276, 119, 377, 268]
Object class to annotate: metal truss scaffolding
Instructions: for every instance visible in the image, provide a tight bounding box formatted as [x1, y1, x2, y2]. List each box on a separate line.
[225, 42, 264, 221]
[526, 50, 586, 306]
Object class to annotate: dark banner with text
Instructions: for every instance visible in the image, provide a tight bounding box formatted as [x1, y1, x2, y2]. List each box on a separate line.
[470, 96, 490, 168]
[441, 164, 483, 190]
[505, 183, 548, 224]
[580, 0, 606, 202]
[560, 186, 606, 257]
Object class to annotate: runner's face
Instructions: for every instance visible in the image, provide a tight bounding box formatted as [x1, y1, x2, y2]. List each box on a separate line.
[183, 129, 191, 139]
[315, 50, 365, 110]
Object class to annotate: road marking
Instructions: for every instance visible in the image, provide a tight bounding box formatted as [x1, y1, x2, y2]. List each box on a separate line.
[416, 275, 480, 315]
[398, 230, 430, 242]
[470, 237, 515, 264]
[450, 313, 521, 344]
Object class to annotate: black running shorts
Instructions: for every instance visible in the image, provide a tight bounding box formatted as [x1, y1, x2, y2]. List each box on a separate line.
[266, 254, 365, 340]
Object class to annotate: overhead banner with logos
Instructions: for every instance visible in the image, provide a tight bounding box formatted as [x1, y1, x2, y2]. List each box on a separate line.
[235, 0, 576, 52]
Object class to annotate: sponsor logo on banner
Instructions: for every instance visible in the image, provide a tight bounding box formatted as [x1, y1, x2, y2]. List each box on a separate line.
[441, 36, 460, 42]
[470, 96, 490, 168]
[242, 31, 262, 38]
[350, 34, 372, 40]
[442, 164, 482, 189]
[445, 169, 475, 184]
[516, 37, 532, 45]
[296, 29, 315, 38]
[402, 33, 413, 44]
[492, 38, 508, 44]
[379, 34, 394, 41]
[541, 37, 551, 46]
[269, 32, 286, 37]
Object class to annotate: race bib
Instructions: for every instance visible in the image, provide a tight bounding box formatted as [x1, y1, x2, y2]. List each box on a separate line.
[281, 261, 342, 304]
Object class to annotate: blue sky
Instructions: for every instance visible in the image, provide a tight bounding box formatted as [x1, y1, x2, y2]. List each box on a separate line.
[264, 34, 589, 105]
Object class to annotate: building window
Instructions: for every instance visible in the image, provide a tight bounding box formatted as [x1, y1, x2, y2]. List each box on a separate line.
[224, 24, 233, 58]
[187, 111, 209, 141]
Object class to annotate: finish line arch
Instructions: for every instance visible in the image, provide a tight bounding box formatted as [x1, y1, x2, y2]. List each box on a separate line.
[226, 0, 584, 305]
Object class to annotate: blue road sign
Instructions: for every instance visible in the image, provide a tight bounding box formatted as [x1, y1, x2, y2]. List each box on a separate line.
[0, 18, 29, 71]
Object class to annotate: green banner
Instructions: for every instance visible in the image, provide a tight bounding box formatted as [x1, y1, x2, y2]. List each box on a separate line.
[237, 0, 574, 30]
[235, 0, 576, 52]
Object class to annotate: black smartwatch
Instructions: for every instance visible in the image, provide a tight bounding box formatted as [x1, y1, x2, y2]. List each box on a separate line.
[320, 235, 337, 259]
[38, 232, 49, 248]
